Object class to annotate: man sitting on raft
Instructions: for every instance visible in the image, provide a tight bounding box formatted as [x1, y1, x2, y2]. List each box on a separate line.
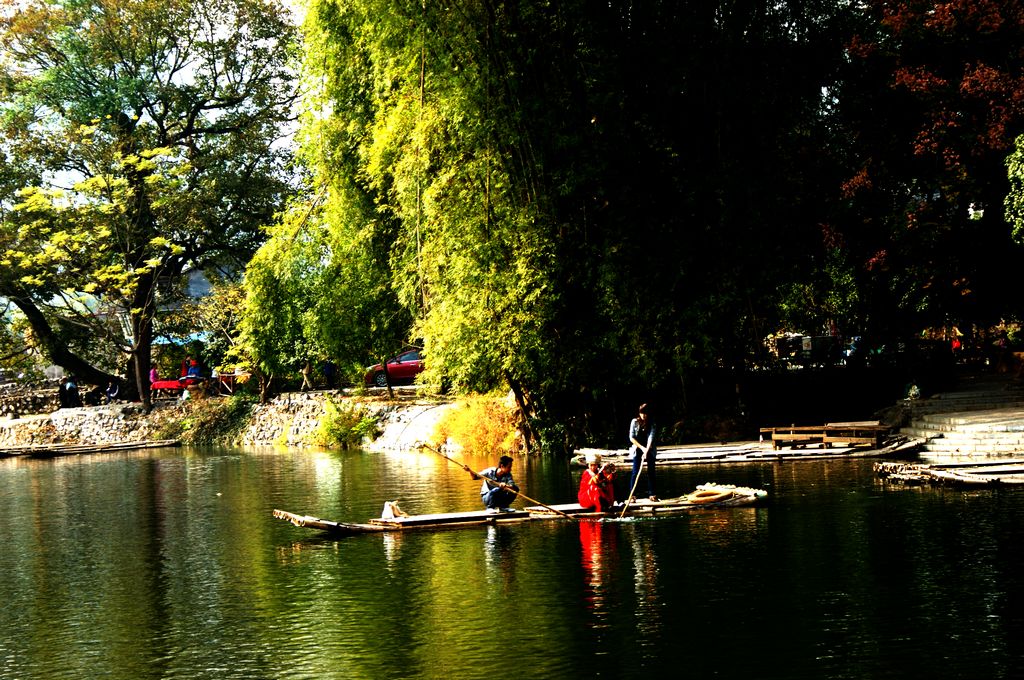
[578, 452, 616, 512]
[469, 455, 520, 513]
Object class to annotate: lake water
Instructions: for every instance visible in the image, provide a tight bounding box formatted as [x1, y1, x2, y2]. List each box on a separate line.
[1, 446, 1022, 680]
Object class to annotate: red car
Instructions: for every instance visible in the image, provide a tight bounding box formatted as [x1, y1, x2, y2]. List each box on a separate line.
[364, 350, 424, 387]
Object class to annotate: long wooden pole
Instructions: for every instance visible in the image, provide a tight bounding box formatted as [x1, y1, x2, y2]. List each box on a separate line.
[619, 448, 648, 517]
[418, 443, 578, 521]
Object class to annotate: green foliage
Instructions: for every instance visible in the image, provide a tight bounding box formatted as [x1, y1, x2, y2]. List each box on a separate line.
[312, 399, 380, 449]
[776, 248, 861, 337]
[1006, 135, 1024, 243]
[162, 281, 247, 374]
[288, 0, 874, 452]
[153, 393, 257, 444]
[176, 3, 1024, 456]
[0, 0, 298, 398]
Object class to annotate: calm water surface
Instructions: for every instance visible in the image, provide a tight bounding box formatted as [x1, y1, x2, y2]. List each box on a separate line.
[1, 446, 1023, 679]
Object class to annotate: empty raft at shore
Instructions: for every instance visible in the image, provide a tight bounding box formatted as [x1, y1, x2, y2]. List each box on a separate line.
[573, 436, 920, 468]
[875, 460, 1024, 487]
[273, 483, 768, 536]
[0, 439, 181, 459]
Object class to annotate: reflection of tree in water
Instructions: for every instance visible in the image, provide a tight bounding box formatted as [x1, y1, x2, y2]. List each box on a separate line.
[687, 508, 762, 545]
[484, 525, 519, 594]
[580, 520, 618, 628]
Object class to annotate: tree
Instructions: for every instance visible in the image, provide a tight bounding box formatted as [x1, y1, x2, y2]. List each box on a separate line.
[839, 0, 1024, 336]
[275, 0, 866, 451]
[235, 188, 413, 399]
[0, 0, 297, 407]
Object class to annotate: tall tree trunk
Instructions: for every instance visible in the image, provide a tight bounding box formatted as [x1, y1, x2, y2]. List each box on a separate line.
[128, 276, 155, 411]
[9, 294, 118, 387]
[507, 377, 537, 455]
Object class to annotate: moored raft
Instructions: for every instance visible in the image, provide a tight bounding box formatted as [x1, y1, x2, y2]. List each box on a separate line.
[875, 460, 1024, 487]
[273, 483, 768, 536]
[0, 438, 181, 459]
[573, 437, 920, 468]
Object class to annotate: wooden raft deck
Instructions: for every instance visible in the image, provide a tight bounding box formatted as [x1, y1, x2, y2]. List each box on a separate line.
[574, 435, 917, 467]
[875, 459, 1024, 487]
[0, 439, 181, 459]
[272, 485, 769, 537]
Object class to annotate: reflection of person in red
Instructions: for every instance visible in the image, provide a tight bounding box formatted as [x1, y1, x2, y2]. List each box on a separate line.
[577, 452, 616, 511]
[580, 520, 603, 576]
[579, 520, 617, 620]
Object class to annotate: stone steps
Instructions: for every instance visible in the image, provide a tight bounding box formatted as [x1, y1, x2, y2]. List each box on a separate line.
[907, 393, 1024, 416]
[900, 372, 1024, 459]
[908, 410, 1024, 432]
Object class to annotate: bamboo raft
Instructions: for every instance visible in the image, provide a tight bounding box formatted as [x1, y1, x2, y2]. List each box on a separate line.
[574, 437, 921, 468]
[875, 460, 1024, 487]
[273, 483, 769, 536]
[0, 439, 181, 459]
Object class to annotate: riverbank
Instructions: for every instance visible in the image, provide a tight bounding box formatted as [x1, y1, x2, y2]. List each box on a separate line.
[0, 389, 458, 453]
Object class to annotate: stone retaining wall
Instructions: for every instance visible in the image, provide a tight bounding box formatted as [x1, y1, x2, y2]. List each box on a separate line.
[0, 403, 168, 447]
[0, 386, 60, 419]
[233, 391, 455, 449]
[0, 390, 455, 451]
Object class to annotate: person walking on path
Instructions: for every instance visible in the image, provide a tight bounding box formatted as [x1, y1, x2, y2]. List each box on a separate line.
[300, 361, 313, 391]
[627, 403, 657, 501]
[470, 455, 520, 513]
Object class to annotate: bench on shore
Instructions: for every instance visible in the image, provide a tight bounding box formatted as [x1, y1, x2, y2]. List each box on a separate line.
[151, 377, 207, 400]
[759, 421, 891, 450]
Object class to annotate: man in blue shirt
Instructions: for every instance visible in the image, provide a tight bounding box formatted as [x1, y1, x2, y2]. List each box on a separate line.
[471, 455, 520, 513]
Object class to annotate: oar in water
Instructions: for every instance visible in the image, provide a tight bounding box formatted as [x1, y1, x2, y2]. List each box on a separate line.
[417, 442, 578, 521]
[619, 447, 649, 518]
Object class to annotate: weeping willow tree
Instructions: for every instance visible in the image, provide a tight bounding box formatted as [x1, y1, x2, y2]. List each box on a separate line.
[241, 0, 862, 451]
[246, 0, 571, 446]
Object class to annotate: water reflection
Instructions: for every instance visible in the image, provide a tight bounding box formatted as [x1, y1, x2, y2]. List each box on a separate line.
[483, 524, 520, 594]
[688, 506, 763, 546]
[2, 450, 1024, 679]
[579, 520, 617, 627]
[382, 530, 403, 567]
[627, 524, 662, 636]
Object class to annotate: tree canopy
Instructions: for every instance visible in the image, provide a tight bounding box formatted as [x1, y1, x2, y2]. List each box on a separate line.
[6, 0, 1024, 451]
[0, 0, 297, 405]
[257, 0, 881, 449]
[246, 0, 1024, 451]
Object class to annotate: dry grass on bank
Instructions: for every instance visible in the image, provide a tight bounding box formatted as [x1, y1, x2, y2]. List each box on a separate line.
[151, 394, 255, 445]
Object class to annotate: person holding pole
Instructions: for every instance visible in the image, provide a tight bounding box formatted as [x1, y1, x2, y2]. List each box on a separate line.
[420, 443, 577, 521]
[470, 455, 520, 513]
[627, 403, 658, 502]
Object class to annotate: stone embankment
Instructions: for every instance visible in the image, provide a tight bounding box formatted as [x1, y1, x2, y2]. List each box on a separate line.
[0, 383, 60, 419]
[0, 388, 455, 451]
[234, 390, 455, 449]
[1, 403, 169, 448]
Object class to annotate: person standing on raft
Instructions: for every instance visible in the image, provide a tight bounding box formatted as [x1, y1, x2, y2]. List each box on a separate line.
[467, 455, 520, 513]
[578, 452, 616, 511]
[627, 403, 658, 502]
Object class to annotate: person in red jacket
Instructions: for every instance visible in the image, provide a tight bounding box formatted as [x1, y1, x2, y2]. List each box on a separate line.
[578, 452, 616, 511]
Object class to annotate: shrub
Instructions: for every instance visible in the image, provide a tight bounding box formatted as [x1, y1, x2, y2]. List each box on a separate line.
[153, 393, 256, 445]
[433, 395, 520, 455]
[313, 399, 380, 448]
